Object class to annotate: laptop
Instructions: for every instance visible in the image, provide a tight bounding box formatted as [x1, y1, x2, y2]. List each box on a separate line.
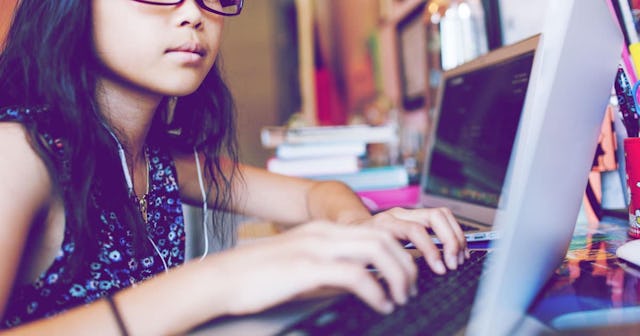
[193, 0, 622, 335]
[419, 34, 539, 243]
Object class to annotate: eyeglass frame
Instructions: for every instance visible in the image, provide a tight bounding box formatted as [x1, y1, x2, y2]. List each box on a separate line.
[131, 0, 244, 16]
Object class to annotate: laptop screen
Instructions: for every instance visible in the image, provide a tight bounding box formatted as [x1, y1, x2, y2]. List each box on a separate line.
[423, 51, 535, 209]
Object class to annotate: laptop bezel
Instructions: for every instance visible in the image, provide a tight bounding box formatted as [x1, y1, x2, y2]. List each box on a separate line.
[419, 35, 540, 227]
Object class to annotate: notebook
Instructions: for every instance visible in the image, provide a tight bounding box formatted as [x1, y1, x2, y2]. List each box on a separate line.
[193, 0, 623, 335]
[418, 34, 539, 243]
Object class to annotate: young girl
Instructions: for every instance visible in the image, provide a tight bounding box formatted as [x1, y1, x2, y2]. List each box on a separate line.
[0, 0, 468, 334]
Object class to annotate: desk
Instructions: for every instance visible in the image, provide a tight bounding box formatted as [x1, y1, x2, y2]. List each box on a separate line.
[528, 217, 640, 334]
[192, 217, 640, 335]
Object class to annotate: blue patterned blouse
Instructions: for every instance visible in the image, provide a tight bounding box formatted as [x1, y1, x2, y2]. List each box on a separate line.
[0, 107, 186, 328]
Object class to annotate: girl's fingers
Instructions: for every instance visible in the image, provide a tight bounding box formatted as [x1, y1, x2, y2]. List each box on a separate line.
[301, 224, 416, 305]
[368, 216, 447, 275]
[422, 210, 463, 270]
[438, 208, 470, 259]
[367, 208, 464, 271]
[310, 261, 394, 314]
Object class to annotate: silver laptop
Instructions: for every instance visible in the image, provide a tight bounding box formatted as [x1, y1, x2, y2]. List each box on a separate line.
[192, 1, 622, 335]
[468, 0, 621, 334]
[419, 34, 539, 243]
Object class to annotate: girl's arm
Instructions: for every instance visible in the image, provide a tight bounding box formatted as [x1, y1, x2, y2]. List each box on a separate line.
[233, 164, 373, 225]
[0, 132, 416, 334]
[2, 198, 413, 335]
[174, 154, 365, 225]
[0, 123, 53, 318]
[6, 221, 417, 335]
[176, 154, 468, 273]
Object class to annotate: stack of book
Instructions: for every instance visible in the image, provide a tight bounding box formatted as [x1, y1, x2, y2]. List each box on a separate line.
[261, 124, 420, 211]
[266, 141, 364, 177]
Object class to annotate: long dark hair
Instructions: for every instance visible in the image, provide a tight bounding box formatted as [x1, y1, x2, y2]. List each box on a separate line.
[0, 1, 239, 274]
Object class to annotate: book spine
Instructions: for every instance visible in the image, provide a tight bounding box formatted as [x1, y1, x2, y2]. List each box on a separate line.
[310, 166, 409, 191]
[286, 125, 397, 144]
[275, 141, 366, 159]
[267, 155, 360, 176]
[260, 124, 398, 148]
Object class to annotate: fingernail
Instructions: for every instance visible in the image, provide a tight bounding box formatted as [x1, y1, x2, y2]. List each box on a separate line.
[434, 259, 446, 274]
[382, 301, 395, 314]
[465, 248, 471, 259]
[398, 293, 408, 305]
[410, 285, 418, 297]
[458, 251, 464, 264]
[446, 254, 458, 270]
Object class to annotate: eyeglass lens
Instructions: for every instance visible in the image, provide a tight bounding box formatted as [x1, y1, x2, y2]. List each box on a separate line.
[203, 0, 241, 15]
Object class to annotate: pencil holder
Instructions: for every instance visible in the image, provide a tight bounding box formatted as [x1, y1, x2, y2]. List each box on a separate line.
[624, 137, 640, 238]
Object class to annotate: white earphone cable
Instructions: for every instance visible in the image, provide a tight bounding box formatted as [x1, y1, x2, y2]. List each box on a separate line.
[104, 126, 134, 194]
[147, 237, 169, 273]
[194, 148, 209, 261]
[103, 124, 170, 272]
[103, 125, 206, 269]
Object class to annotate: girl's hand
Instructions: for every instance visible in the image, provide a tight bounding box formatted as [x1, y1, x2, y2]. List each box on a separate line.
[348, 207, 469, 274]
[208, 221, 417, 316]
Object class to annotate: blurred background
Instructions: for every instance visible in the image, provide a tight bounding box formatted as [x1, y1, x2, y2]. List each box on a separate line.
[0, 0, 552, 168]
[219, 0, 550, 167]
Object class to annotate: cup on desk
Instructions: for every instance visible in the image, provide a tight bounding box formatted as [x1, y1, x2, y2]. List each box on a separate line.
[624, 137, 640, 238]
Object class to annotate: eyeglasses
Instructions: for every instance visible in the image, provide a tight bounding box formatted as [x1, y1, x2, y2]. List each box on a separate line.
[131, 0, 244, 16]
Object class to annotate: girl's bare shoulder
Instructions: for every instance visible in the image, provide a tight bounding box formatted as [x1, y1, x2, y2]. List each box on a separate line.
[0, 122, 54, 205]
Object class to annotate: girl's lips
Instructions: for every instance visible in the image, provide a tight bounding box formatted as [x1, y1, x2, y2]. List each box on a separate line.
[166, 41, 206, 57]
[166, 51, 204, 64]
[165, 41, 207, 64]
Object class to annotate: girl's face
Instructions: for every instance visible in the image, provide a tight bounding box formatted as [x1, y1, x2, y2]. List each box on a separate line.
[92, 0, 224, 97]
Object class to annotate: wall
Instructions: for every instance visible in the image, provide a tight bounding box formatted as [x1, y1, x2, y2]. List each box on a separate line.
[499, 0, 549, 44]
[220, 0, 292, 167]
[0, 0, 18, 47]
[321, 0, 379, 114]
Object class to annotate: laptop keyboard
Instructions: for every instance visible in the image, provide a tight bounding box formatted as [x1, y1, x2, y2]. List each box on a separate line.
[427, 222, 478, 235]
[277, 250, 489, 336]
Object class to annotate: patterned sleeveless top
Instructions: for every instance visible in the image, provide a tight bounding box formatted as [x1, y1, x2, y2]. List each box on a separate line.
[0, 107, 186, 328]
